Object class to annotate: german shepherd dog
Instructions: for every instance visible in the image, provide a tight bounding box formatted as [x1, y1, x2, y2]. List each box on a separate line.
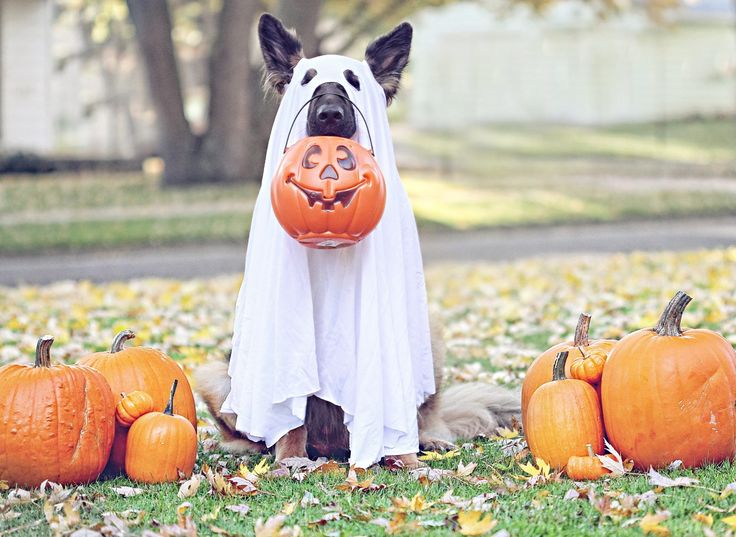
[195, 13, 521, 468]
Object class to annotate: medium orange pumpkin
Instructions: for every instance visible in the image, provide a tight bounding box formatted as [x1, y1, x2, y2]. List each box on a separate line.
[116, 390, 155, 427]
[521, 314, 616, 430]
[78, 330, 196, 474]
[271, 136, 386, 249]
[566, 444, 612, 481]
[601, 291, 736, 469]
[125, 380, 198, 483]
[0, 336, 115, 487]
[526, 351, 604, 470]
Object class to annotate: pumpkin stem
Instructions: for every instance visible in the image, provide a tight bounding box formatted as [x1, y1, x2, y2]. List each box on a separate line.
[553, 351, 569, 381]
[34, 335, 54, 368]
[164, 379, 178, 416]
[654, 291, 692, 337]
[573, 313, 591, 347]
[111, 329, 136, 353]
[586, 444, 595, 458]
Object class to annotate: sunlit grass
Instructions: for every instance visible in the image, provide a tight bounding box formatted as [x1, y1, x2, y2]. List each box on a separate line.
[1, 118, 734, 254]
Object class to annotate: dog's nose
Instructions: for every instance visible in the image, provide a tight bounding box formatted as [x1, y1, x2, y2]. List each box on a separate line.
[316, 104, 344, 124]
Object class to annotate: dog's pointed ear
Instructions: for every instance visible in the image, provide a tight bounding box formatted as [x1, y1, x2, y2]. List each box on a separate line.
[258, 13, 304, 95]
[364, 22, 412, 105]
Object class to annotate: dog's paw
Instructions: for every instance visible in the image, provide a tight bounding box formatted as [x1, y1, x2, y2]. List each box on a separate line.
[385, 453, 427, 471]
[419, 436, 457, 452]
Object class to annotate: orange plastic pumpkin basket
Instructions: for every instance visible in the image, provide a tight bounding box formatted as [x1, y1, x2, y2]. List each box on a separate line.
[271, 95, 386, 249]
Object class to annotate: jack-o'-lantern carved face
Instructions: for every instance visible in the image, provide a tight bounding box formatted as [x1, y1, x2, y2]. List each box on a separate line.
[271, 136, 386, 249]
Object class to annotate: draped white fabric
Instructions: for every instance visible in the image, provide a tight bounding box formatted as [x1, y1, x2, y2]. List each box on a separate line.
[221, 55, 435, 468]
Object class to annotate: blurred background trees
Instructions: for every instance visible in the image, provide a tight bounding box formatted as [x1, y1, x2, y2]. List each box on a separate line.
[48, 0, 698, 186]
[0, 0, 734, 255]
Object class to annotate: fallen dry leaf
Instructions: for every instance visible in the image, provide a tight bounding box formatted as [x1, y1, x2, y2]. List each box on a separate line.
[113, 486, 145, 498]
[639, 512, 671, 536]
[647, 468, 698, 488]
[457, 461, 478, 477]
[177, 475, 202, 499]
[254, 514, 301, 537]
[335, 468, 386, 493]
[418, 449, 460, 461]
[692, 513, 713, 527]
[722, 514, 736, 530]
[225, 504, 251, 516]
[457, 510, 498, 536]
[596, 439, 631, 477]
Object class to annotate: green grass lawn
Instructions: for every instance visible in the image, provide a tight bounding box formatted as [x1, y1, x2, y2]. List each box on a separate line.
[0, 118, 734, 254]
[2, 441, 735, 536]
[1, 247, 736, 535]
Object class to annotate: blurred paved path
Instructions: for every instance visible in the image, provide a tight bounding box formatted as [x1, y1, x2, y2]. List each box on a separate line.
[1, 216, 735, 286]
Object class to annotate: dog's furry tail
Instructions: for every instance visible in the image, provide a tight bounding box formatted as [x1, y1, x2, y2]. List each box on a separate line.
[438, 382, 521, 440]
[193, 360, 266, 455]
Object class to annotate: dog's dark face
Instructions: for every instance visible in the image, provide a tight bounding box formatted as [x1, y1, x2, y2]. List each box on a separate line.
[258, 13, 412, 139]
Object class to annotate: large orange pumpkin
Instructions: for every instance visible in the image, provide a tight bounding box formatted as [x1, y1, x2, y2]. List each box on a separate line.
[601, 291, 736, 469]
[521, 313, 616, 430]
[525, 351, 605, 470]
[0, 336, 115, 487]
[271, 136, 386, 249]
[78, 330, 196, 474]
[125, 380, 198, 483]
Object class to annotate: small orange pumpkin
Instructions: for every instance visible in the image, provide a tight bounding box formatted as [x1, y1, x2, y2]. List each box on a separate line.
[566, 444, 612, 481]
[79, 330, 197, 474]
[522, 313, 616, 430]
[271, 136, 386, 249]
[0, 336, 115, 487]
[125, 379, 198, 483]
[526, 351, 604, 470]
[569, 350, 608, 384]
[116, 390, 155, 427]
[601, 291, 736, 469]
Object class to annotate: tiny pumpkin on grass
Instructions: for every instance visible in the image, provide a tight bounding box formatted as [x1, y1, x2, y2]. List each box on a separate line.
[125, 379, 198, 484]
[525, 351, 604, 470]
[566, 444, 612, 481]
[116, 390, 155, 427]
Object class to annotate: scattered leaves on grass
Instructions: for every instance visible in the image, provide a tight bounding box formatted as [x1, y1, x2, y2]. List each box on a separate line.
[336, 468, 386, 493]
[202, 463, 261, 496]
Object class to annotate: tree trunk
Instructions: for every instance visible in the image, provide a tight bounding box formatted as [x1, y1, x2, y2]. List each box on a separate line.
[127, 0, 324, 186]
[126, 0, 206, 186]
[277, 0, 325, 58]
[200, 0, 262, 183]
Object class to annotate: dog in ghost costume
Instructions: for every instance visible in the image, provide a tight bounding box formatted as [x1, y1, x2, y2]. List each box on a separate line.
[195, 13, 521, 469]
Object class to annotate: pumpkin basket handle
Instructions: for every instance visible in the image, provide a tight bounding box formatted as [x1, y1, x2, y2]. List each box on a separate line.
[282, 93, 376, 156]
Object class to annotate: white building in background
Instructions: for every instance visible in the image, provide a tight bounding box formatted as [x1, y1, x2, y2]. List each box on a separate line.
[409, 0, 736, 128]
[0, 0, 152, 158]
[0, 0, 53, 152]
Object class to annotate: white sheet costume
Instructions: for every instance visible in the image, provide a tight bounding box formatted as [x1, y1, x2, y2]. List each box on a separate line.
[221, 54, 435, 468]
